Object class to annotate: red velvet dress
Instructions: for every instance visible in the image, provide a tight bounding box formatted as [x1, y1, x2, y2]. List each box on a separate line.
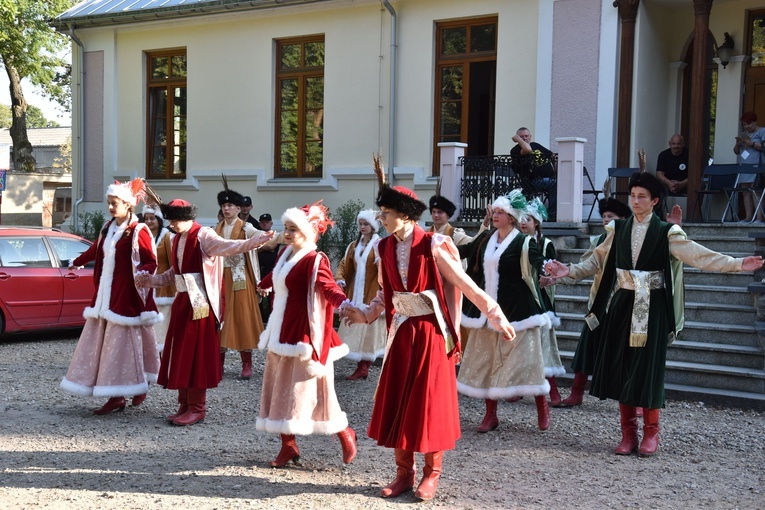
[158, 223, 222, 390]
[367, 228, 461, 453]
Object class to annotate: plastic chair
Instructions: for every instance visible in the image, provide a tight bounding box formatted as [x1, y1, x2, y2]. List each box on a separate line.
[692, 164, 742, 222]
[583, 166, 603, 222]
[730, 164, 765, 222]
[607, 167, 639, 200]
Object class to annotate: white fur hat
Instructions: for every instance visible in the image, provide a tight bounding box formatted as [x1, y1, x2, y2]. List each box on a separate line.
[356, 209, 380, 231]
[491, 189, 527, 223]
[281, 201, 333, 243]
[142, 204, 164, 221]
[105, 178, 144, 207]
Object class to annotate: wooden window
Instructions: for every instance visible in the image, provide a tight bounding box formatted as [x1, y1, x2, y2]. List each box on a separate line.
[146, 49, 187, 179]
[275, 36, 324, 178]
[433, 18, 497, 175]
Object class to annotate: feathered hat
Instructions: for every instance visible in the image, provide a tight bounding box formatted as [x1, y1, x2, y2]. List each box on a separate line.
[357, 209, 381, 231]
[373, 153, 427, 221]
[598, 197, 631, 219]
[491, 189, 527, 223]
[141, 183, 198, 222]
[282, 201, 334, 243]
[525, 197, 549, 224]
[217, 174, 245, 207]
[428, 177, 457, 218]
[105, 178, 146, 207]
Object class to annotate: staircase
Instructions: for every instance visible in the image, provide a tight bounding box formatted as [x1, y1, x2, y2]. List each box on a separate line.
[549, 222, 765, 410]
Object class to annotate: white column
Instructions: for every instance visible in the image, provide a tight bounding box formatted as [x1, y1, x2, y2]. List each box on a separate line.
[555, 137, 587, 223]
[438, 142, 467, 218]
[713, 55, 749, 164]
[667, 62, 687, 137]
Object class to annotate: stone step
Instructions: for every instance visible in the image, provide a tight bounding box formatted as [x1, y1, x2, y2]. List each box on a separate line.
[556, 312, 760, 347]
[556, 348, 765, 394]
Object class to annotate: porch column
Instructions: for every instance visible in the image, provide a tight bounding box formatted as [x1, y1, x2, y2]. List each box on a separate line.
[667, 62, 687, 136]
[555, 137, 587, 223]
[438, 142, 467, 218]
[687, 0, 714, 221]
[614, 0, 640, 168]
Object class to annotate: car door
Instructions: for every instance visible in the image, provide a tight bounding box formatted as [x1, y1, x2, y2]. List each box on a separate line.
[46, 236, 95, 324]
[0, 236, 62, 327]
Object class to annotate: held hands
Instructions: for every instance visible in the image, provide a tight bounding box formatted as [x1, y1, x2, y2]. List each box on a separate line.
[341, 305, 368, 326]
[134, 273, 151, 288]
[539, 276, 557, 288]
[253, 230, 275, 247]
[544, 260, 569, 278]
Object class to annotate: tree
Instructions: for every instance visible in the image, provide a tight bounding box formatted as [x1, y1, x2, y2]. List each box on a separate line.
[0, 103, 11, 128]
[26, 105, 60, 128]
[0, 0, 73, 171]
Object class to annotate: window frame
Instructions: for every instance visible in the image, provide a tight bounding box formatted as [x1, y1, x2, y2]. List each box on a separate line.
[274, 35, 325, 178]
[145, 48, 188, 180]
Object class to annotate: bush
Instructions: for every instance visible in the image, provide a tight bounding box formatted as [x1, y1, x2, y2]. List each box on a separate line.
[316, 199, 367, 268]
[72, 210, 106, 241]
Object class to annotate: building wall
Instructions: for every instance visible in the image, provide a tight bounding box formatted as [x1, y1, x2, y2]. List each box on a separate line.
[1, 172, 71, 226]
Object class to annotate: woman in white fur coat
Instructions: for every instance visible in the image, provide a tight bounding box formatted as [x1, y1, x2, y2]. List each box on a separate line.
[334, 209, 385, 380]
[60, 179, 161, 415]
[256, 202, 357, 468]
[455, 190, 553, 432]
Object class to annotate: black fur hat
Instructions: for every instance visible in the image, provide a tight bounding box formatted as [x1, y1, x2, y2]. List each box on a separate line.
[376, 185, 428, 221]
[429, 195, 457, 218]
[598, 197, 631, 219]
[628, 172, 666, 200]
[161, 199, 198, 221]
[217, 189, 244, 207]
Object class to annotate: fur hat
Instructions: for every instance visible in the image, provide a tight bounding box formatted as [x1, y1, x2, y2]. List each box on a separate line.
[161, 199, 197, 221]
[376, 185, 428, 221]
[356, 209, 381, 231]
[525, 197, 549, 223]
[628, 172, 666, 200]
[491, 189, 527, 223]
[429, 195, 457, 218]
[281, 201, 334, 243]
[105, 178, 145, 207]
[217, 189, 244, 207]
[141, 204, 164, 222]
[598, 197, 631, 219]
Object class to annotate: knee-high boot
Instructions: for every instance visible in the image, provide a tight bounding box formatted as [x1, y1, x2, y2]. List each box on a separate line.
[614, 403, 639, 455]
[240, 351, 253, 380]
[476, 399, 499, 433]
[380, 448, 415, 498]
[270, 434, 300, 467]
[346, 360, 371, 380]
[535, 395, 550, 430]
[166, 389, 188, 422]
[414, 451, 443, 501]
[558, 372, 588, 408]
[172, 388, 206, 426]
[547, 377, 562, 406]
[639, 408, 660, 457]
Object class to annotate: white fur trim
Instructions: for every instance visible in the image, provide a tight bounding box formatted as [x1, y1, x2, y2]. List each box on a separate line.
[350, 234, 379, 306]
[93, 382, 149, 398]
[546, 311, 561, 328]
[142, 204, 163, 221]
[457, 380, 551, 399]
[345, 347, 386, 363]
[356, 209, 380, 231]
[491, 196, 524, 222]
[106, 183, 138, 206]
[483, 229, 519, 301]
[265, 341, 313, 360]
[511, 313, 551, 334]
[60, 378, 94, 396]
[544, 366, 567, 378]
[306, 344, 350, 377]
[255, 412, 349, 436]
[154, 296, 175, 306]
[460, 313, 487, 330]
[282, 207, 316, 242]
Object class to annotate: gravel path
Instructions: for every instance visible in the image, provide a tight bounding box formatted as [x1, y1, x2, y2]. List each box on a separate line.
[1, 330, 763, 509]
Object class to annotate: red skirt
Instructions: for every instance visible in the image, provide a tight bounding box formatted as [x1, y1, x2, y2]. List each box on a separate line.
[157, 293, 222, 390]
[367, 313, 461, 453]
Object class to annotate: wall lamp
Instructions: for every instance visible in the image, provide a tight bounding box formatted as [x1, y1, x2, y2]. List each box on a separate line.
[717, 32, 735, 69]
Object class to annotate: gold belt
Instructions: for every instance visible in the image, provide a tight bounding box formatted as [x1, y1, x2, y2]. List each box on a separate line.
[615, 269, 664, 348]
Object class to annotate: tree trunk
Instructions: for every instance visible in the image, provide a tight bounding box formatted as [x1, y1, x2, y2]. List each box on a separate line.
[6, 64, 36, 172]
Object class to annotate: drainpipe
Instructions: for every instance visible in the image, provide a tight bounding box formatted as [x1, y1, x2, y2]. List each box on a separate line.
[67, 24, 85, 233]
[381, 1, 396, 185]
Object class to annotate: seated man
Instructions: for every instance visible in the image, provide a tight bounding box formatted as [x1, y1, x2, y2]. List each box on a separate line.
[656, 134, 688, 196]
[511, 127, 557, 220]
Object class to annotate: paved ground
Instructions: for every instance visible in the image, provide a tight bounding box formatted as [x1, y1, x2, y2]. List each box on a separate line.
[0, 329, 763, 509]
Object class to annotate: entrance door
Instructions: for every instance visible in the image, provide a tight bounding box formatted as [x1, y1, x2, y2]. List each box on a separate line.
[744, 10, 765, 121]
[433, 17, 497, 175]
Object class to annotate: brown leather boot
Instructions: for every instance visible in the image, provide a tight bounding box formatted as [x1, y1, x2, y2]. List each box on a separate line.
[337, 427, 357, 464]
[166, 389, 188, 422]
[345, 360, 371, 380]
[172, 389, 206, 426]
[476, 399, 499, 433]
[638, 408, 660, 457]
[93, 397, 126, 415]
[558, 372, 587, 408]
[270, 434, 300, 467]
[240, 351, 253, 380]
[547, 377, 562, 407]
[380, 448, 415, 498]
[535, 395, 550, 430]
[414, 451, 443, 501]
[614, 403, 639, 455]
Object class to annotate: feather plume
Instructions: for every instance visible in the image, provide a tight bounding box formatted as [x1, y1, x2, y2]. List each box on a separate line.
[435, 176, 442, 197]
[128, 178, 147, 204]
[373, 152, 386, 189]
[143, 182, 164, 207]
[638, 148, 647, 173]
[603, 176, 611, 199]
[221, 173, 231, 192]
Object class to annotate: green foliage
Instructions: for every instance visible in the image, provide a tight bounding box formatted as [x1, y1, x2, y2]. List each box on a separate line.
[0, 0, 75, 110]
[52, 134, 72, 172]
[0, 103, 10, 128]
[25, 105, 59, 128]
[72, 210, 106, 242]
[316, 199, 366, 267]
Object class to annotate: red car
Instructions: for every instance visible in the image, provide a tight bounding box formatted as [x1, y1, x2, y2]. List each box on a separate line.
[0, 227, 95, 334]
